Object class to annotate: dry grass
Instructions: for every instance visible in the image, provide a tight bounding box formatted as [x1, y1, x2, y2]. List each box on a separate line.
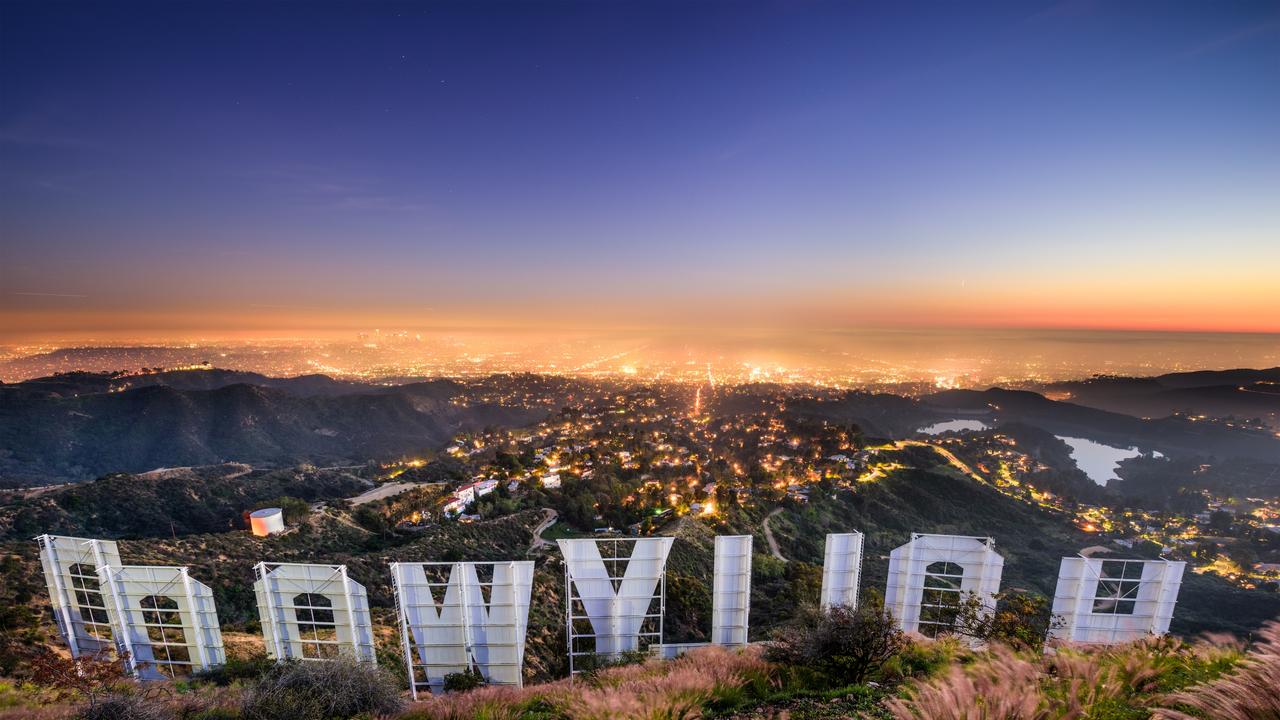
[401, 645, 776, 720]
[883, 632, 1247, 720]
[1155, 619, 1280, 720]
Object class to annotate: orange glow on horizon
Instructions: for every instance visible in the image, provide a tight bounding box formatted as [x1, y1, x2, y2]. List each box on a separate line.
[3, 267, 1279, 343]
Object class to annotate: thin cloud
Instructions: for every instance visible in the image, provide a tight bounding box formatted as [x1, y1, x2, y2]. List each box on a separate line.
[10, 292, 89, 298]
[1182, 18, 1280, 59]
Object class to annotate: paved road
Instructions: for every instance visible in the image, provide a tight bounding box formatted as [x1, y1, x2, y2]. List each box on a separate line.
[893, 440, 986, 482]
[763, 507, 787, 561]
[529, 508, 559, 552]
[349, 481, 420, 506]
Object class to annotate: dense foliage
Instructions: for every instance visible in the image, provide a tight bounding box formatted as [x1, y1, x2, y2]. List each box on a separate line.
[0, 467, 366, 541]
[765, 603, 907, 685]
[239, 658, 402, 720]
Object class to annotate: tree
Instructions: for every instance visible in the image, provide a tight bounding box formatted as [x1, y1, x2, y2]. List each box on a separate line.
[26, 648, 130, 710]
[765, 602, 907, 686]
[1209, 510, 1234, 533]
[952, 590, 1058, 651]
[254, 495, 311, 524]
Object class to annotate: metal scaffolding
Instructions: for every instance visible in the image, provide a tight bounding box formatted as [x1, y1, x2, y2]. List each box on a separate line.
[35, 534, 123, 658]
[253, 562, 376, 663]
[559, 537, 672, 676]
[1049, 555, 1185, 644]
[391, 560, 534, 698]
[710, 535, 752, 646]
[885, 533, 1004, 636]
[99, 564, 225, 678]
[820, 532, 865, 610]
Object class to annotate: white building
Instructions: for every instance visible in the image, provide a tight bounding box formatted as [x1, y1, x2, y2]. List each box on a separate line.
[99, 564, 225, 678]
[710, 535, 752, 646]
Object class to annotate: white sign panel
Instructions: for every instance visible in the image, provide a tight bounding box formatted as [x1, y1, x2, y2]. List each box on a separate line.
[820, 532, 864, 610]
[99, 565, 225, 678]
[391, 560, 534, 698]
[710, 535, 752, 646]
[36, 535, 122, 657]
[559, 537, 673, 672]
[253, 563, 376, 663]
[885, 533, 1004, 636]
[1049, 556, 1185, 644]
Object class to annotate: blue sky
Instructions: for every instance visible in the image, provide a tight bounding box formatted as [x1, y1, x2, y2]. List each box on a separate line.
[1, 1, 1277, 338]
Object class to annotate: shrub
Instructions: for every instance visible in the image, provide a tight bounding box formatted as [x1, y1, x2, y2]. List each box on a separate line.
[239, 657, 402, 720]
[952, 589, 1058, 651]
[883, 644, 1047, 720]
[402, 645, 775, 720]
[181, 711, 239, 720]
[573, 649, 649, 680]
[441, 668, 485, 693]
[192, 655, 274, 686]
[26, 648, 131, 709]
[764, 603, 907, 686]
[76, 694, 167, 720]
[878, 635, 968, 683]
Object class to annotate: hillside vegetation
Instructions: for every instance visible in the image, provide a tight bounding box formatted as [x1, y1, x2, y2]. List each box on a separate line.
[0, 374, 547, 485]
[5, 617, 1279, 720]
[0, 465, 369, 540]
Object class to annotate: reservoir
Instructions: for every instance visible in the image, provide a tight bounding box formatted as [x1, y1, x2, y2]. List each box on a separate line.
[918, 419, 991, 435]
[1057, 436, 1143, 486]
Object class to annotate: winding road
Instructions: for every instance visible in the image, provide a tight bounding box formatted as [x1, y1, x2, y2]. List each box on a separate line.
[762, 507, 787, 562]
[529, 508, 559, 552]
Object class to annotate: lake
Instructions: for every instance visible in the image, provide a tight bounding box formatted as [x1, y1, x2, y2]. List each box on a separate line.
[918, 419, 991, 435]
[1057, 436, 1147, 486]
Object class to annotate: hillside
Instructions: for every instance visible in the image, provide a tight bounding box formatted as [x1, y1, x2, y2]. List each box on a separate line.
[1038, 367, 1280, 424]
[738, 462, 1280, 637]
[2, 457, 1278, 720]
[923, 387, 1280, 462]
[0, 465, 370, 540]
[0, 374, 546, 485]
[787, 390, 938, 439]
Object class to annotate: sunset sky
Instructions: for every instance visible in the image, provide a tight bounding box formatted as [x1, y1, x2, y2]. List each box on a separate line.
[2, 1, 1278, 341]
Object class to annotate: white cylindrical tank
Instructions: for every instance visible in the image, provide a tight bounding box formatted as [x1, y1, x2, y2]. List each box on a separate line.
[249, 507, 286, 536]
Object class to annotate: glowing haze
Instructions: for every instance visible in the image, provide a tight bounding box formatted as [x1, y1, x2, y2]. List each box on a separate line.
[2, 1, 1279, 343]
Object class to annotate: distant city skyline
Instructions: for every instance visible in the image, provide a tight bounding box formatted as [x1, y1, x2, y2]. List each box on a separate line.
[2, 1, 1278, 340]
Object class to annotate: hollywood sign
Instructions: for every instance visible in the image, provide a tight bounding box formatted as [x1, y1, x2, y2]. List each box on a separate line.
[36, 530, 1185, 690]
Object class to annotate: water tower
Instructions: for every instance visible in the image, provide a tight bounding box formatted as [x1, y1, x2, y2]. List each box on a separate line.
[249, 507, 286, 536]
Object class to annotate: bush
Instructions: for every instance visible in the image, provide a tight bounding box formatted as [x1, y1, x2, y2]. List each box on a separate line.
[239, 657, 402, 720]
[441, 667, 485, 693]
[573, 649, 650, 680]
[952, 590, 1058, 651]
[879, 636, 968, 683]
[192, 655, 274, 686]
[765, 603, 907, 686]
[76, 694, 167, 720]
[182, 711, 240, 720]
